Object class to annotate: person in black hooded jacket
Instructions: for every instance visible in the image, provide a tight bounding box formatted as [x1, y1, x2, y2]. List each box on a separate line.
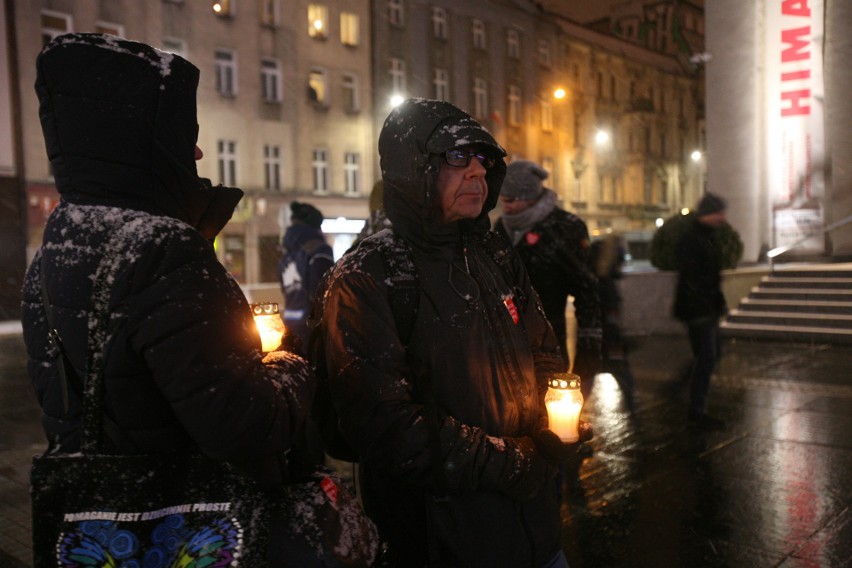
[279, 201, 335, 354]
[316, 99, 589, 567]
[21, 34, 316, 561]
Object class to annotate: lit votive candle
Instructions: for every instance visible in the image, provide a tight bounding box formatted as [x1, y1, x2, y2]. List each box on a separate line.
[250, 302, 286, 353]
[545, 374, 584, 442]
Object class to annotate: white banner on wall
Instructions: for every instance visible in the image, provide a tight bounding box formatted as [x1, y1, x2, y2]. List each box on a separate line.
[765, 0, 825, 250]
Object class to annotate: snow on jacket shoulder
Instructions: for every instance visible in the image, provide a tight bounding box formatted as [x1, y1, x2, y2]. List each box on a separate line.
[22, 202, 314, 476]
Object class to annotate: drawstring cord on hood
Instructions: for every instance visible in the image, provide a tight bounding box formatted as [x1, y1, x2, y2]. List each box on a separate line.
[448, 235, 481, 308]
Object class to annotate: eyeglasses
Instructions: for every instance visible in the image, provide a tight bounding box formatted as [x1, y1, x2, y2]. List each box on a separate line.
[443, 148, 496, 170]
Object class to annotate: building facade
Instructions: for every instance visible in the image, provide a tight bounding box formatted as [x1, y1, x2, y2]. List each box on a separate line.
[1, 0, 706, 319]
[371, 0, 705, 253]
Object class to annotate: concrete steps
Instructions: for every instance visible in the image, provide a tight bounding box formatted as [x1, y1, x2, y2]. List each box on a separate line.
[721, 265, 852, 343]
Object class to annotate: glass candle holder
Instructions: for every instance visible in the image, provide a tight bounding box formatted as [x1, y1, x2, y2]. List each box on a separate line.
[544, 373, 584, 442]
[250, 302, 285, 353]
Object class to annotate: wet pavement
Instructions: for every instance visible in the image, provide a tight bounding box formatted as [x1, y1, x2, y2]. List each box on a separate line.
[1, 328, 851, 567]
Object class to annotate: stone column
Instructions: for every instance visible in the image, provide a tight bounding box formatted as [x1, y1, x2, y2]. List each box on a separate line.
[705, 0, 766, 263]
[825, 0, 852, 258]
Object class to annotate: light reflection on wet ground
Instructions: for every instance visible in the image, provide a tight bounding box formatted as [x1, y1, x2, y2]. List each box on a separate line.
[2, 333, 851, 567]
[562, 335, 852, 568]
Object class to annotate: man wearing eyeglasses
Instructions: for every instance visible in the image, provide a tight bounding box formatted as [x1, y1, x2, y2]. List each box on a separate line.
[315, 99, 587, 567]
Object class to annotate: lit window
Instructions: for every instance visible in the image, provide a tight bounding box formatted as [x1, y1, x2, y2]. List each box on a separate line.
[388, 0, 404, 27]
[342, 73, 360, 112]
[215, 50, 237, 97]
[308, 68, 329, 105]
[213, 0, 235, 17]
[344, 153, 361, 196]
[341, 12, 359, 46]
[473, 77, 488, 120]
[308, 4, 328, 39]
[95, 21, 124, 37]
[538, 40, 551, 67]
[433, 68, 449, 101]
[260, 0, 280, 27]
[508, 85, 522, 125]
[41, 10, 72, 47]
[261, 58, 282, 103]
[161, 37, 186, 58]
[389, 58, 406, 93]
[312, 149, 329, 194]
[472, 19, 486, 50]
[507, 30, 520, 59]
[217, 140, 237, 186]
[264, 145, 281, 190]
[541, 99, 553, 132]
[432, 7, 447, 39]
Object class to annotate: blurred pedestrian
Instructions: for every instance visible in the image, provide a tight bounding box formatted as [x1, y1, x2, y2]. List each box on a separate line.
[493, 160, 602, 398]
[591, 235, 636, 412]
[279, 201, 334, 355]
[672, 192, 729, 429]
[22, 32, 317, 563]
[353, 180, 393, 247]
[315, 99, 589, 567]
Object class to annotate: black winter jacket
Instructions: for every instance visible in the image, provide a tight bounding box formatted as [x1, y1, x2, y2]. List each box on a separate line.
[495, 207, 602, 355]
[22, 34, 314, 484]
[674, 217, 728, 324]
[318, 99, 566, 566]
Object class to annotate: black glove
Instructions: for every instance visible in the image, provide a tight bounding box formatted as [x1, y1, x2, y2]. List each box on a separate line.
[532, 423, 593, 464]
[479, 436, 556, 502]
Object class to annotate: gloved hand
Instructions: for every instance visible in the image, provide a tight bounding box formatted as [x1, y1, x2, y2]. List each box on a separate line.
[532, 421, 594, 464]
[479, 436, 556, 502]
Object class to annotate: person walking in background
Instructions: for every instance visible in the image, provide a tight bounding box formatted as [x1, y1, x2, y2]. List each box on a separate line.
[22, 33, 317, 563]
[673, 192, 729, 430]
[590, 234, 636, 412]
[353, 180, 393, 247]
[315, 99, 589, 567]
[493, 160, 602, 397]
[279, 201, 335, 355]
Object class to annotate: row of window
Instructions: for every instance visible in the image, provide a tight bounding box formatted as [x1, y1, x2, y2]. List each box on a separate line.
[219, 142, 362, 195]
[425, 6, 554, 65]
[41, 10, 363, 110]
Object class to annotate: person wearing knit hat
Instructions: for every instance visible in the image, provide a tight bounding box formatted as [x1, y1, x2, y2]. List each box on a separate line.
[671, 191, 730, 430]
[279, 201, 334, 353]
[695, 192, 727, 220]
[290, 200, 324, 228]
[494, 160, 602, 392]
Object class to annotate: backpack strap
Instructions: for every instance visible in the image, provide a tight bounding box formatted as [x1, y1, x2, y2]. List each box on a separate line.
[375, 232, 419, 344]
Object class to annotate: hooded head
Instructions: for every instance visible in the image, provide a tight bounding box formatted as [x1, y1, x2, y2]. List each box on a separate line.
[378, 98, 506, 249]
[35, 33, 230, 229]
[290, 201, 324, 229]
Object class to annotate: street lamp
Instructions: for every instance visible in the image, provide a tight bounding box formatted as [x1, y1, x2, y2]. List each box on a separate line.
[691, 150, 702, 162]
[595, 129, 610, 146]
[553, 87, 567, 100]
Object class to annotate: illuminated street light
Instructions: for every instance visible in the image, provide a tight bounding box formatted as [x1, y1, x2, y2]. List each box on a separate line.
[691, 150, 703, 162]
[681, 207, 690, 215]
[595, 129, 610, 146]
[389, 94, 405, 108]
[213, 2, 222, 13]
[655, 217, 665, 228]
[553, 87, 567, 100]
